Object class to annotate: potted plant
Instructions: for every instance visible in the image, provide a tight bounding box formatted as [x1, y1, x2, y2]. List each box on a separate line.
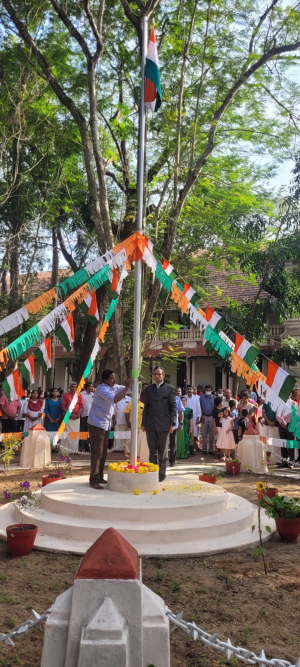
[199, 467, 224, 485]
[261, 493, 300, 542]
[226, 456, 241, 475]
[42, 452, 72, 485]
[256, 460, 278, 501]
[4, 481, 40, 557]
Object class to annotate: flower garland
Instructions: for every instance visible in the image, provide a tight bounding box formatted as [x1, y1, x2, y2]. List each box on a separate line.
[108, 461, 159, 473]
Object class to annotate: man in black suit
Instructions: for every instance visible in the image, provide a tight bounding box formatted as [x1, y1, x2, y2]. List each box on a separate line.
[141, 366, 177, 482]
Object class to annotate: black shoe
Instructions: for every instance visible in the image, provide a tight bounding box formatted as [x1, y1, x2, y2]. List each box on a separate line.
[209, 451, 215, 456]
[159, 476, 166, 483]
[169, 461, 175, 467]
[202, 451, 207, 455]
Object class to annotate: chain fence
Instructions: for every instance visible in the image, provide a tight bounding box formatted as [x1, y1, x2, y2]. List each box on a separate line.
[1, 605, 300, 667]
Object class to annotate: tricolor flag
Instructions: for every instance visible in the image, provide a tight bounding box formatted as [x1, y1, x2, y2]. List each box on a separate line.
[183, 283, 200, 307]
[19, 354, 35, 386]
[205, 306, 225, 333]
[234, 333, 259, 368]
[55, 314, 75, 352]
[80, 291, 99, 326]
[145, 26, 162, 112]
[2, 370, 25, 402]
[106, 267, 119, 299]
[266, 360, 296, 402]
[163, 259, 177, 281]
[35, 337, 52, 374]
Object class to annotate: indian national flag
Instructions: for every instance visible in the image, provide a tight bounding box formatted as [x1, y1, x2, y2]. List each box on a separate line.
[2, 370, 25, 401]
[163, 260, 177, 281]
[183, 283, 199, 307]
[56, 314, 75, 352]
[205, 306, 225, 333]
[106, 267, 119, 299]
[145, 26, 161, 112]
[235, 333, 259, 367]
[266, 360, 296, 402]
[80, 291, 99, 326]
[19, 354, 35, 386]
[35, 337, 52, 374]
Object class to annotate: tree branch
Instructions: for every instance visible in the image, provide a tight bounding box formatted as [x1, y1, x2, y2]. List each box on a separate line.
[49, 0, 92, 60]
[83, 0, 104, 60]
[106, 169, 126, 192]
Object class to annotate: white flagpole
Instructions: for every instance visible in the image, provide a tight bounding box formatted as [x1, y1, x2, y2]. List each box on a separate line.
[130, 15, 148, 466]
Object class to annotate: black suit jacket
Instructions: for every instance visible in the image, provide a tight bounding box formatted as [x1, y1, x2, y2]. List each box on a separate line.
[141, 382, 177, 432]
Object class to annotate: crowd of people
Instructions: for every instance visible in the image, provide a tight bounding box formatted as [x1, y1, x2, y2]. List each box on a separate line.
[0, 366, 298, 486]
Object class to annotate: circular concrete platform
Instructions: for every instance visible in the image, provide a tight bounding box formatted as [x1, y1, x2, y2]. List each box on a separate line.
[0, 474, 275, 557]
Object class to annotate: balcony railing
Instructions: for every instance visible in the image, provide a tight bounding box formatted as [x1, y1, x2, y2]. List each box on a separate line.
[146, 327, 204, 346]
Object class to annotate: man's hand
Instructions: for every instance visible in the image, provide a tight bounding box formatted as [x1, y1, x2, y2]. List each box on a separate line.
[200, 416, 205, 424]
[178, 425, 183, 431]
[214, 428, 218, 435]
[169, 425, 174, 434]
[196, 417, 201, 424]
[125, 378, 132, 388]
[141, 426, 146, 432]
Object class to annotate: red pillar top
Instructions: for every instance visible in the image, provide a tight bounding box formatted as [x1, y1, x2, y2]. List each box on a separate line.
[75, 528, 140, 580]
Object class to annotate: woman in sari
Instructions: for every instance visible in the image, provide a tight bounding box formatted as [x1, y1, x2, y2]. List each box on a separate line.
[176, 397, 193, 459]
[23, 389, 44, 434]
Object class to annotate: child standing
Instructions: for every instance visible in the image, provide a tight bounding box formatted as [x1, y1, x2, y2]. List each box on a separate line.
[238, 408, 249, 441]
[217, 407, 236, 460]
[229, 399, 239, 446]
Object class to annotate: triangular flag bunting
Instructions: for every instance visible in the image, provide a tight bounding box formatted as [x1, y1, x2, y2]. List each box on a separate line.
[35, 337, 52, 374]
[55, 314, 75, 352]
[145, 26, 161, 112]
[80, 290, 99, 326]
[19, 354, 35, 386]
[266, 359, 296, 402]
[162, 259, 177, 281]
[234, 332, 259, 367]
[184, 283, 196, 302]
[2, 370, 25, 401]
[206, 306, 225, 333]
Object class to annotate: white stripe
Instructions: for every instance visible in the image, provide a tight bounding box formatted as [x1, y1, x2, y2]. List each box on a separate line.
[236, 339, 251, 359]
[84, 292, 92, 308]
[116, 266, 129, 294]
[147, 239, 154, 252]
[209, 312, 221, 329]
[24, 358, 34, 383]
[188, 303, 208, 329]
[258, 378, 288, 414]
[8, 375, 17, 401]
[185, 287, 195, 301]
[271, 367, 289, 395]
[38, 303, 68, 336]
[145, 100, 156, 111]
[109, 247, 127, 269]
[143, 247, 157, 275]
[91, 340, 100, 363]
[146, 40, 159, 66]
[60, 318, 73, 343]
[219, 331, 234, 350]
[165, 263, 174, 276]
[39, 342, 51, 370]
[0, 307, 29, 336]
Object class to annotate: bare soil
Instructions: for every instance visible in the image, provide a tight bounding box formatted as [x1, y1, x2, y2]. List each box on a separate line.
[0, 456, 300, 667]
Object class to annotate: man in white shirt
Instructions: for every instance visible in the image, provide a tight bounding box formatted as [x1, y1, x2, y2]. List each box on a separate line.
[80, 382, 94, 452]
[184, 385, 202, 453]
[113, 392, 132, 453]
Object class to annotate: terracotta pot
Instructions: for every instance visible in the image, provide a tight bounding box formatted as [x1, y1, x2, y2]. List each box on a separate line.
[257, 487, 278, 501]
[6, 524, 38, 557]
[275, 517, 300, 542]
[199, 474, 217, 485]
[226, 462, 241, 475]
[42, 473, 62, 487]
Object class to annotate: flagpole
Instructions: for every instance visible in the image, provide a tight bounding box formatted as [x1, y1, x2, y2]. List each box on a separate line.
[130, 15, 148, 467]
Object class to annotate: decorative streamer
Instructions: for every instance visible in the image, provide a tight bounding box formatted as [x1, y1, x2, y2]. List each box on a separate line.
[204, 325, 232, 359]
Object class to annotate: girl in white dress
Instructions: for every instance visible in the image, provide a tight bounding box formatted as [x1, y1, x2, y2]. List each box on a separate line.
[217, 407, 236, 460]
[23, 389, 44, 434]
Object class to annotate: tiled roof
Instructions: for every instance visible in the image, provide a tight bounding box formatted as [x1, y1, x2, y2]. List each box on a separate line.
[199, 265, 269, 308]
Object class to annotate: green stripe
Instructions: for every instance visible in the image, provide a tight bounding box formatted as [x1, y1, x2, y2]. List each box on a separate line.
[145, 58, 161, 111]
[19, 363, 31, 386]
[279, 374, 296, 402]
[79, 300, 89, 317]
[155, 263, 173, 292]
[2, 378, 11, 402]
[56, 326, 71, 352]
[83, 358, 93, 379]
[105, 298, 118, 323]
[88, 265, 112, 292]
[190, 293, 200, 307]
[243, 345, 259, 367]
[286, 440, 300, 449]
[8, 325, 41, 361]
[57, 268, 90, 296]
[152, 246, 160, 262]
[175, 280, 184, 293]
[168, 269, 177, 281]
[35, 348, 48, 374]
[214, 317, 225, 334]
[64, 409, 71, 424]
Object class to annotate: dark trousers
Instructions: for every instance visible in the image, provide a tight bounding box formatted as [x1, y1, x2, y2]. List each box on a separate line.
[169, 429, 177, 463]
[278, 423, 295, 461]
[1, 419, 20, 433]
[89, 424, 109, 485]
[146, 430, 169, 481]
[79, 416, 90, 451]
